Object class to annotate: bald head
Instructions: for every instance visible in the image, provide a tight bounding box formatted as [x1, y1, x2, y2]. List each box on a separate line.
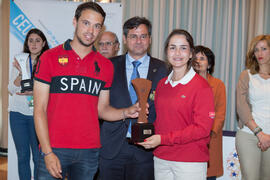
[97, 31, 120, 58]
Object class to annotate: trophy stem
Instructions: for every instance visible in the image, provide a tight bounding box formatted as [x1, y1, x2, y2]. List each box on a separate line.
[137, 95, 148, 123]
[131, 78, 152, 123]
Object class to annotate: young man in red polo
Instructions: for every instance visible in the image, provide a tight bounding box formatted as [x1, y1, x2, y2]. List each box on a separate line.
[34, 2, 139, 180]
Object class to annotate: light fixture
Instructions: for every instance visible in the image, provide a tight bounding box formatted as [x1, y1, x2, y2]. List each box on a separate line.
[98, 0, 112, 2]
[62, 0, 112, 2]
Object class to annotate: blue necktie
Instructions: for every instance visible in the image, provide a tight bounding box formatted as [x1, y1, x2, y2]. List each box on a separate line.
[126, 61, 141, 137]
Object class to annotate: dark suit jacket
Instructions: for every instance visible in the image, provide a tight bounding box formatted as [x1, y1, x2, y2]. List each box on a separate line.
[100, 54, 168, 159]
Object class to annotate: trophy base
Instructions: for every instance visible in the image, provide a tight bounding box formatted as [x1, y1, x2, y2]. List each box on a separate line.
[131, 123, 155, 143]
[21, 79, 33, 93]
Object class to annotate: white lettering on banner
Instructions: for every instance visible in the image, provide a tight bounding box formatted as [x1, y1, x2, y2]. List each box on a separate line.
[12, 14, 32, 35]
[12, 14, 23, 25]
[21, 20, 32, 35]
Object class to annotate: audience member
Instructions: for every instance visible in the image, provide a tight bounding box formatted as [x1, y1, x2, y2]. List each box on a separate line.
[194, 45, 226, 180]
[236, 34, 270, 179]
[8, 28, 49, 180]
[97, 31, 120, 58]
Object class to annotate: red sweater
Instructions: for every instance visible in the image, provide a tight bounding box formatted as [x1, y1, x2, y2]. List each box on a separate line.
[153, 73, 215, 162]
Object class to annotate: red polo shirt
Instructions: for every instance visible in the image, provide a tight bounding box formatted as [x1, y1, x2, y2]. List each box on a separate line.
[35, 40, 114, 149]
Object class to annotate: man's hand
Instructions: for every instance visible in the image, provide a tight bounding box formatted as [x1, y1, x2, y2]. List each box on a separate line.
[123, 102, 149, 119]
[124, 102, 140, 118]
[98, 90, 149, 121]
[44, 153, 63, 179]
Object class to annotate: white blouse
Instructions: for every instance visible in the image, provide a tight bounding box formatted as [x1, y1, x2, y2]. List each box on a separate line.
[8, 59, 33, 116]
[242, 70, 270, 134]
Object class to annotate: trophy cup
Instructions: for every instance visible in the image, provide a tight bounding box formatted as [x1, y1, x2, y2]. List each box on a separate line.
[131, 78, 155, 143]
[15, 53, 33, 93]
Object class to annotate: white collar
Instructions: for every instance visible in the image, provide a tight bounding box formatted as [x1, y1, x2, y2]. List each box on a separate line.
[165, 67, 196, 87]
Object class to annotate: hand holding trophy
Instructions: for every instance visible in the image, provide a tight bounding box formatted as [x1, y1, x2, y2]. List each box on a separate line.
[15, 53, 33, 93]
[131, 78, 155, 143]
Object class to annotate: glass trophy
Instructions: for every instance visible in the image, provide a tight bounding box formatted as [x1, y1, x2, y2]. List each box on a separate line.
[15, 53, 33, 93]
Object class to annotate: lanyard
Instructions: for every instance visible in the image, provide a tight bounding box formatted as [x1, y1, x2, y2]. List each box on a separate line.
[29, 56, 33, 78]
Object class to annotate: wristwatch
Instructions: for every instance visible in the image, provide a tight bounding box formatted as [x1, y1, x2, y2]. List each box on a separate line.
[253, 126, 262, 136]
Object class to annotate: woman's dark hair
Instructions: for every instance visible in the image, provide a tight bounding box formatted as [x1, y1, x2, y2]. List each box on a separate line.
[123, 16, 152, 37]
[194, 45, 215, 75]
[75, 2, 106, 24]
[23, 28, 49, 77]
[164, 29, 195, 72]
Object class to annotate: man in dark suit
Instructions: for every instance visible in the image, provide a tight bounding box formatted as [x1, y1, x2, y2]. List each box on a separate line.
[99, 16, 167, 180]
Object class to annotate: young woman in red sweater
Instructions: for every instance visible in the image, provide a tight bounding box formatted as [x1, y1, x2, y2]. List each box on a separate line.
[139, 29, 215, 180]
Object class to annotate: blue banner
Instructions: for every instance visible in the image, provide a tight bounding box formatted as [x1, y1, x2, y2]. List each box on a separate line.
[10, 0, 35, 43]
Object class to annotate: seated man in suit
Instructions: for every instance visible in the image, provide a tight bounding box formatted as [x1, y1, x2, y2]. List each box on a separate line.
[99, 16, 168, 180]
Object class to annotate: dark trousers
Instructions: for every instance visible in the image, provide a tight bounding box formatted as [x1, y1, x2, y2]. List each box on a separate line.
[99, 140, 154, 180]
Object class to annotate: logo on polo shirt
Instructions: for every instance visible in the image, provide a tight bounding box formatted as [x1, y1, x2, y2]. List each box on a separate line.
[94, 61, 100, 76]
[209, 112, 215, 119]
[50, 76, 105, 96]
[181, 94, 186, 98]
[58, 55, 68, 66]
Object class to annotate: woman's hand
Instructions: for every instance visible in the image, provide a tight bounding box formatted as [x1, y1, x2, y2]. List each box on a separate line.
[257, 132, 270, 151]
[16, 91, 33, 96]
[137, 135, 161, 149]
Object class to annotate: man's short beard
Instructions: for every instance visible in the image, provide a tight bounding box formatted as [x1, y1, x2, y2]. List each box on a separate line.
[75, 28, 94, 47]
[77, 36, 94, 47]
[77, 35, 93, 47]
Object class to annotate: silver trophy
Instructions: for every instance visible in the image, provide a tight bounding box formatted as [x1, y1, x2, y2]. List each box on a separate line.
[15, 53, 33, 93]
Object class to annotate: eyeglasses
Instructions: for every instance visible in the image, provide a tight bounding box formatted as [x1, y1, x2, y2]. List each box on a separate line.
[98, 41, 116, 47]
[127, 34, 149, 41]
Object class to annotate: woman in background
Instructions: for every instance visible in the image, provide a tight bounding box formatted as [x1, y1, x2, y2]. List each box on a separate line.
[139, 29, 215, 180]
[8, 28, 49, 180]
[194, 45, 226, 180]
[236, 34, 270, 180]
